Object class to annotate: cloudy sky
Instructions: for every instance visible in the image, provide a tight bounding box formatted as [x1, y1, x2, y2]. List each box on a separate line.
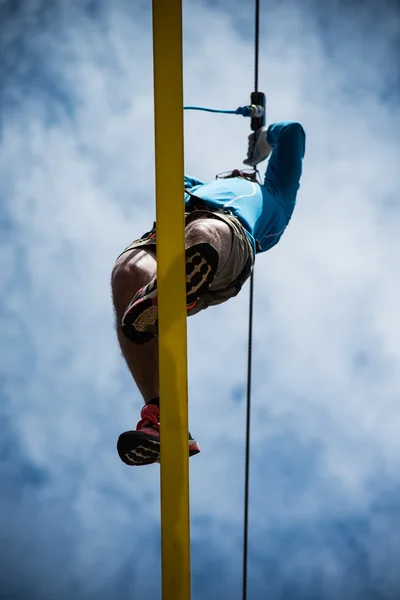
[1, 0, 400, 598]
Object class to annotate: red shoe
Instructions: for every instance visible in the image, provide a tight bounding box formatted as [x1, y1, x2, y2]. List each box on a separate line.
[121, 243, 219, 344]
[117, 403, 200, 466]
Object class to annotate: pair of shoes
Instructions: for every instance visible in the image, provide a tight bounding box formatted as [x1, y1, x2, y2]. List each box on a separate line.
[243, 126, 272, 167]
[121, 242, 219, 344]
[117, 403, 201, 466]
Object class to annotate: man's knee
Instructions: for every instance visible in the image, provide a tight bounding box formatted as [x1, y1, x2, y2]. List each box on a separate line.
[185, 217, 232, 252]
[111, 266, 137, 318]
[111, 250, 156, 316]
[185, 218, 234, 278]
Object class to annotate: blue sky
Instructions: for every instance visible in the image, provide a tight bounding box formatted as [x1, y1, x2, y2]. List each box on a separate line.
[1, 0, 400, 598]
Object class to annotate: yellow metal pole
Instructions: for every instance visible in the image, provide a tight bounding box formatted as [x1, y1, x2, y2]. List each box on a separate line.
[152, 1, 191, 599]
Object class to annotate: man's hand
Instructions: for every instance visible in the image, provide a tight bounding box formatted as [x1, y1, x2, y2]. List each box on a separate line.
[243, 126, 272, 167]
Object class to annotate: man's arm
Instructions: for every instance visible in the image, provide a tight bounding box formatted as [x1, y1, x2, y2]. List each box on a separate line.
[264, 121, 306, 206]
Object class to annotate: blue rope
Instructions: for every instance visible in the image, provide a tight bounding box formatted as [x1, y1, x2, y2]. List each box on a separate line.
[183, 105, 263, 118]
[184, 105, 237, 114]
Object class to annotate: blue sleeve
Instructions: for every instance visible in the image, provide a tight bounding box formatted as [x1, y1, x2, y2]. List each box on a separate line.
[264, 122, 306, 210]
[184, 175, 205, 190]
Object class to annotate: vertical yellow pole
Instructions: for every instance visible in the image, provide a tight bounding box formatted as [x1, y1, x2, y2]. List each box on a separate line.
[152, 1, 191, 600]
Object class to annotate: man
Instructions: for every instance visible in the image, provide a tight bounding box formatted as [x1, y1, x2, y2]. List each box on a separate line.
[112, 121, 306, 466]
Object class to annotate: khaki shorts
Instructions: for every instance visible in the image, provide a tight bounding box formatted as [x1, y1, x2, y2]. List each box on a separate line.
[117, 208, 254, 315]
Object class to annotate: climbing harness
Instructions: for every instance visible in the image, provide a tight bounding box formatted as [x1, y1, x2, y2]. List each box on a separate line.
[216, 168, 262, 185]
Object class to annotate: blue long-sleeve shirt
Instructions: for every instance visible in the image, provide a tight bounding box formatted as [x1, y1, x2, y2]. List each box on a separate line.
[184, 121, 306, 254]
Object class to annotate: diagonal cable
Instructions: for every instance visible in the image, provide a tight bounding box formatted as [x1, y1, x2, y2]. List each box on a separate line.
[242, 1, 260, 599]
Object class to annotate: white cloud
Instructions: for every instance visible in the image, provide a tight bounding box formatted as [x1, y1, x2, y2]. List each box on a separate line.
[1, 0, 400, 596]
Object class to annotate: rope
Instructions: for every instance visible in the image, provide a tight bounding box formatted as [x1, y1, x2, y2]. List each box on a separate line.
[254, 0, 260, 93]
[243, 1, 261, 599]
[184, 106, 238, 114]
[184, 104, 265, 118]
[242, 269, 254, 600]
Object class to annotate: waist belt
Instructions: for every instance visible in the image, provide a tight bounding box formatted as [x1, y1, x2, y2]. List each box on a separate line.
[185, 192, 230, 216]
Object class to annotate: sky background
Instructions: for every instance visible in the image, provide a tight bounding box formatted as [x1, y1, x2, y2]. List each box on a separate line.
[1, 0, 400, 598]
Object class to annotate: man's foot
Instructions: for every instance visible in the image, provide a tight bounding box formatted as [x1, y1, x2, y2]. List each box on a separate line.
[243, 126, 272, 166]
[117, 403, 201, 466]
[121, 242, 219, 344]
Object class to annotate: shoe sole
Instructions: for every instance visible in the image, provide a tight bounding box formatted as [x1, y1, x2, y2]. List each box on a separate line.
[122, 243, 218, 344]
[117, 430, 161, 466]
[117, 430, 201, 466]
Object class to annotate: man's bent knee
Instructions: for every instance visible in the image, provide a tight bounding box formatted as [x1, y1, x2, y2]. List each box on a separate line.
[186, 217, 231, 246]
[111, 249, 156, 317]
[185, 217, 232, 273]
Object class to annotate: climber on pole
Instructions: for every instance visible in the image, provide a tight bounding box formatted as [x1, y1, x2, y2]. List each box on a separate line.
[112, 121, 306, 466]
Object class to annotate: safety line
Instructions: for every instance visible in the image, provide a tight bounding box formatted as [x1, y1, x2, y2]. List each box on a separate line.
[242, 1, 261, 599]
[183, 105, 265, 117]
[254, 0, 260, 93]
[242, 270, 254, 600]
[184, 106, 237, 114]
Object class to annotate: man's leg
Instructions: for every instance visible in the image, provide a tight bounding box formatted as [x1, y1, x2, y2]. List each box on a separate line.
[112, 221, 231, 386]
[112, 249, 159, 402]
[112, 218, 233, 399]
[112, 217, 233, 466]
[120, 215, 234, 345]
